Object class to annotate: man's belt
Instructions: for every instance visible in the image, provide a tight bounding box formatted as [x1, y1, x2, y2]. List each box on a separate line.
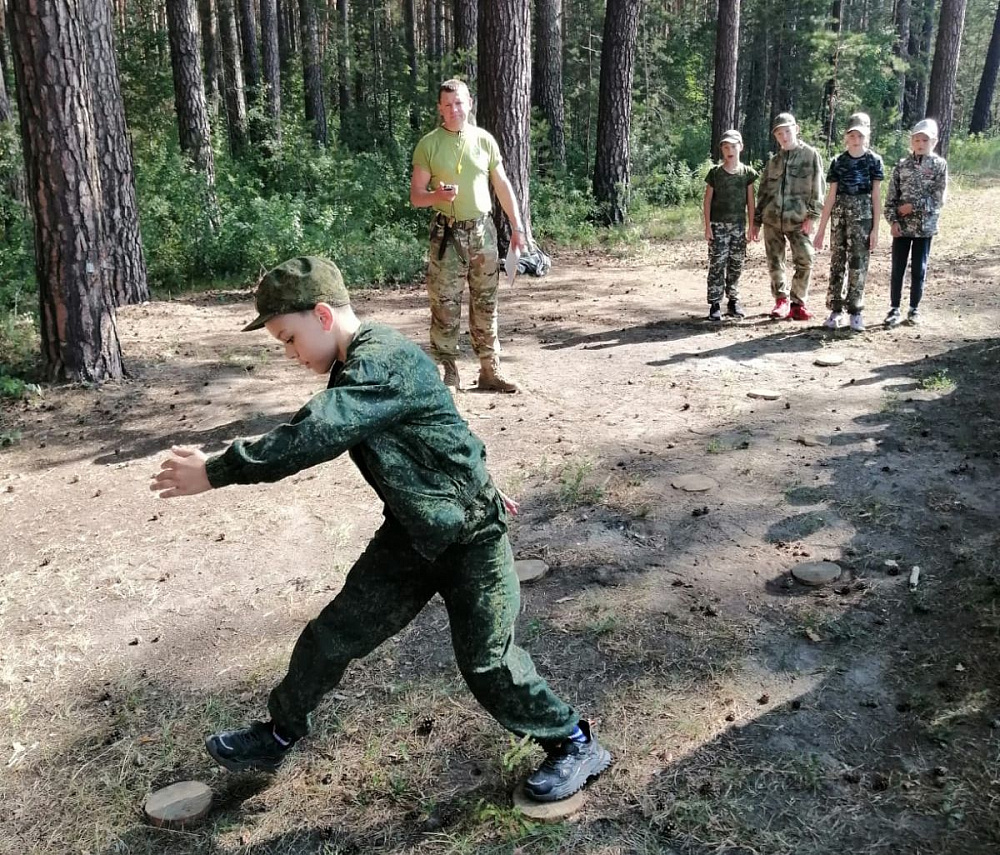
[435, 213, 488, 231]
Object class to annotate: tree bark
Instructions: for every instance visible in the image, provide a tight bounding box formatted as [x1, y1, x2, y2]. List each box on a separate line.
[904, 0, 936, 127]
[478, 0, 533, 252]
[823, 0, 842, 149]
[592, 0, 641, 225]
[218, 0, 249, 155]
[237, 0, 261, 105]
[337, 0, 351, 144]
[277, 0, 292, 72]
[710, 0, 739, 160]
[165, 0, 216, 181]
[84, 0, 149, 306]
[7, 0, 124, 382]
[894, 0, 911, 122]
[970, 0, 1000, 133]
[403, 0, 419, 129]
[454, 0, 475, 85]
[926, 0, 968, 157]
[197, 0, 221, 117]
[534, 0, 565, 168]
[300, 0, 327, 144]
[260, 0, 282, 142]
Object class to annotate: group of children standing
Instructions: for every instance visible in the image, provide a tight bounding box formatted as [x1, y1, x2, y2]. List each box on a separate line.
[703, 112, 949, 330]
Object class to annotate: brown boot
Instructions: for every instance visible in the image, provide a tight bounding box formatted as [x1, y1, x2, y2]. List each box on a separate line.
[441, 358, 460, 389]
[477, 357, 518, 393]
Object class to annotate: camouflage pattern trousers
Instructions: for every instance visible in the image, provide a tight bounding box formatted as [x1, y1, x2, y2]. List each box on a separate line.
[826, 195, 873, 313]
[426, 214, 500, 362]
[267, 486, 579, 744]
[706, 221, 747, 304]
[762, 223, 815, 303]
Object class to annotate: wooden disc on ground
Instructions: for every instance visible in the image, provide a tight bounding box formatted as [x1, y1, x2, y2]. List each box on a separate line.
[515, 559, 550, 583]
[512, 784, 587, 821]
[791, 561, 842, 587]
[672, 474, 718, 492]
[747, 389, 781, 400]
[814, 352, 846, 367]
[144, 781, 213, 828]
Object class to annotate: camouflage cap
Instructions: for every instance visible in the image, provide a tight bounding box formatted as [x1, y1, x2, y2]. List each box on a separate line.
[911, 118, 939, 139]
[242, 257, 350, 332]
[720, 129, 743, 146]
[846, 112, 871, 135]
[771, 112, 797, 133]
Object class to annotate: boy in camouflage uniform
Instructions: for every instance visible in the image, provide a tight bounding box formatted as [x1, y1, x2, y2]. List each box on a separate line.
[883, 118, 949, 327]
[410, 79, 524, 393]
[813, 112, 884, 332]
[150, 257, 611, 803]
[702, 129, 758, 322]
[752, 113, 826, 321]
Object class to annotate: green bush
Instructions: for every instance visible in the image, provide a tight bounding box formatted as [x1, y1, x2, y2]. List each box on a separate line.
[947, 134, 1000, 177]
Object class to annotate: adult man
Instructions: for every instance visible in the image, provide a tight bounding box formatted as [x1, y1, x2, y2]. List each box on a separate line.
[410, 79, 526, 393]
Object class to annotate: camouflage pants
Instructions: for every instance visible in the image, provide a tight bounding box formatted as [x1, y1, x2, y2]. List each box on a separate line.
[426, 215, 500, 361]
[267, 486, 578, 743]
[707, 221, 746, 304]
[826, 195, 873, 313]
[762, 223, 814, 303]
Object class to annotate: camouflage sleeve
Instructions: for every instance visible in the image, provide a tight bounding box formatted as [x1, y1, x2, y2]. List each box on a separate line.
[884, 165, 900, 224]
[807, 149, 825, 219]
[205, 364, 412, 488]
[754, 158, 773, 222]
[922, 158, 948, 214]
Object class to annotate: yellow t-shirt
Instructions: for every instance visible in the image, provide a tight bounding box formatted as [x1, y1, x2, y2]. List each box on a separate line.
[412, 125, 502, 221]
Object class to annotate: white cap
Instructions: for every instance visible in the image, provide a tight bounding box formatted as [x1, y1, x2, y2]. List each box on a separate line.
[911, 118, 939, 138]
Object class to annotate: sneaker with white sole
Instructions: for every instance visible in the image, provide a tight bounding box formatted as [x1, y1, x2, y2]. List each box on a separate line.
[824, 311, 845, 329]
[884, 307, 902, 327]
[905, 307, 921, 325]
[523, 720, 612, 802]
[205, 721, 293, 773]
[849, 313, 865, 332]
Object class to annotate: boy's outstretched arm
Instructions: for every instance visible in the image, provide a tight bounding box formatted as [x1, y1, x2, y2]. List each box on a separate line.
[151, 446, 212, 498]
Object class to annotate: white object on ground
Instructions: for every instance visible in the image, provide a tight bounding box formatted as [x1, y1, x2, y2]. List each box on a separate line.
[908, 566, 921, 590]
[505, 244, 521, 287]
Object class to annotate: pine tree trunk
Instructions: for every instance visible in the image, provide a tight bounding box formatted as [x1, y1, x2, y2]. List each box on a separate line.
[197, 0, 221, 116]
[166, 0, 216, 181]
[218, 0, 249, 155]
[904, 0, 936, 127]
[237, 0, 261, 105]
[970, 0, 1000, 133]
[926, 0, 968, 157]
[7, 0, 124, 382]
[478, 0, 533, 252]
[454, 0, 476, 85]
[84, 0, 149, 306]
[300, 0, 328, 144]
[823, 0, 842, 148]
[277, 0, 292, 71]
[534, 0, 565, 168]
[0, 31, 27, 208]
[337, 0, 352, 138]
[403, 0, 419, 129]
[710, 0, 739, 160]
[894, 0, 911, 123]
[260, 0, 282, 142]
[592, 0, 641, 225]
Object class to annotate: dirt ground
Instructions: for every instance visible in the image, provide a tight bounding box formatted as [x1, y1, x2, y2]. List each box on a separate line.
[2, 182, 999, 855]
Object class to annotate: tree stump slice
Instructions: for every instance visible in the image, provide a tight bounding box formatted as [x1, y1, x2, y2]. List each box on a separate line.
[515, 559, 550, 583]
[672, 474, 718, 492]
[512, 784, 587, 821]
[144, 781, 213, 828]
[814, 353, 845, 367]
[747, 389, 781, 400]
[791, 561, 842, 587]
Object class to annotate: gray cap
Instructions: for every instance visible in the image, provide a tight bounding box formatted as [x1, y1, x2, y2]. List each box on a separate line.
[911, 118, 939, 138]
[720, 129, 743, 146]
[846, 112, 871, 135]
[243, 256, 350, 332]
[771, 112, 797, 133]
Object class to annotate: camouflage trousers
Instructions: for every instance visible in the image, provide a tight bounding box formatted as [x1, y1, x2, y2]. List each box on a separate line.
[706, 221, 747, 304]
[426, 214, 500, 361]
[762, 223, 814, 303]
[826, 195, 873, 313]
[267, 485, 579, 743]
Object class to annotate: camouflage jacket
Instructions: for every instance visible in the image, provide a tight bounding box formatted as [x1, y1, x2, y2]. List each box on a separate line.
[883, 153, 948, 238]
[205, 323, 496, 560]
[755, 141, 826, 230]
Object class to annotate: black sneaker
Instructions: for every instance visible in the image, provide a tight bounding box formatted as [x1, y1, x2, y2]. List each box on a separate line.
[726, 299, 745, 319]
[708, 302, 722, 322]
[523, 721, 612, 802]
[205, 721, 292, 773]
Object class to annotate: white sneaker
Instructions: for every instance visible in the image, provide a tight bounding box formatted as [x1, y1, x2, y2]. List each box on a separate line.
[849, 313, 865, 332]
[884, 308, 902, 327]
[906, 307, 921, 325]
[823, 311, 845, 329]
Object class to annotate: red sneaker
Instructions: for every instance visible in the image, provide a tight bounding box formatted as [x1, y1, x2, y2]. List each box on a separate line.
[770, 298, 791, 319]
[789, 302, 812, 321]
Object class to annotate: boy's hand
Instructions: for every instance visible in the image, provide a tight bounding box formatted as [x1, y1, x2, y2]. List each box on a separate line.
[897, 203, 914, 216]
[150, 446, 212, 498]
[869, 230, 879, 251]
[750, 225, 760, 242]
[497, 487, 520, 516]
[890, 222, 902, 238]
[812, 232, 824, 251]
[800, 218, 814, 236]
[704, 226, 713, 243]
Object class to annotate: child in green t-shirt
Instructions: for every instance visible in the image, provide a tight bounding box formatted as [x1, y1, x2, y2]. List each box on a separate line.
[702, 130, 759, 321]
